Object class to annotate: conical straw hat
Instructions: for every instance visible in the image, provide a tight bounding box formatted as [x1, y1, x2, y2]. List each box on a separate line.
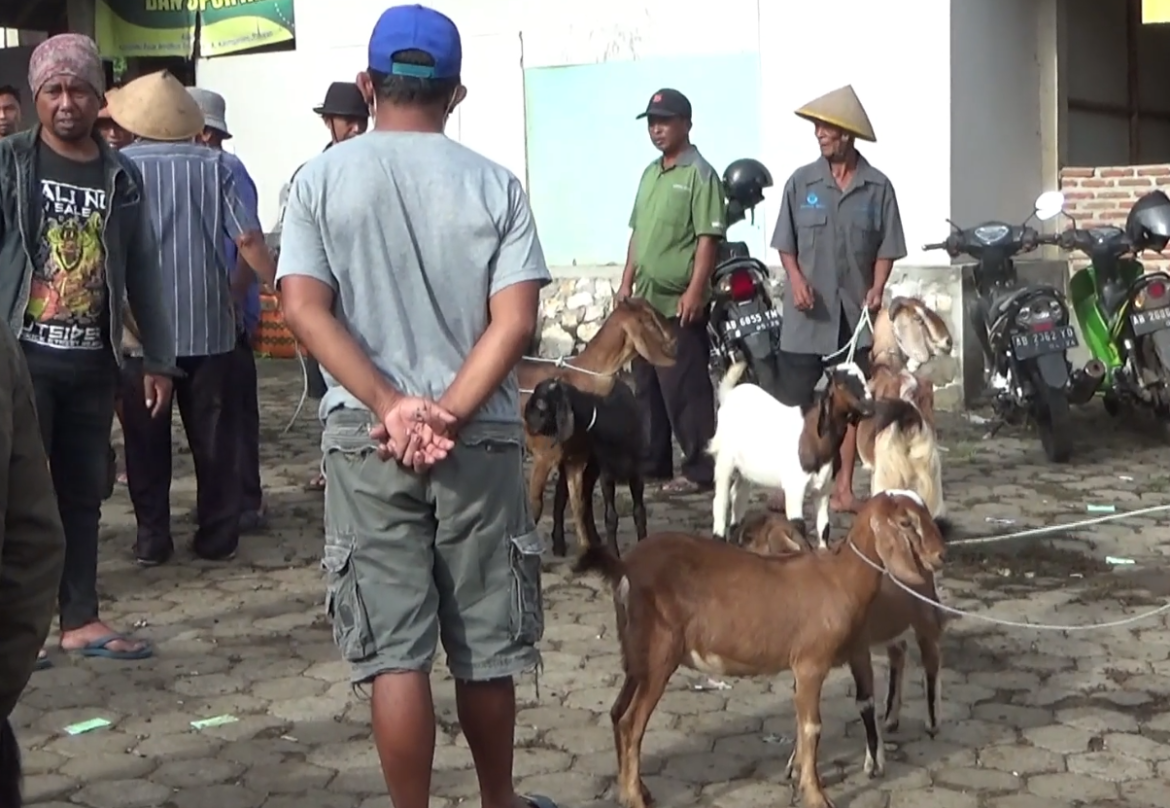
[107, 70, 205, 142]
[794, 84, 876, 143]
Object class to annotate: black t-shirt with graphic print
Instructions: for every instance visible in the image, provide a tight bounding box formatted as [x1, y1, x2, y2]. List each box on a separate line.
[22, 144, 112, 367]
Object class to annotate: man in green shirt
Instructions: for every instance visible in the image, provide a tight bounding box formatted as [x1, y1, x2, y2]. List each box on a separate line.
[617, 88, 726, 494]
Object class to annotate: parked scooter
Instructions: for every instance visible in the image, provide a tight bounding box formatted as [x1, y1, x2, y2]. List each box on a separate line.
[707, 158, 783, 397]
[1061, 190, 1170, 417]
[922, 191, 1105, 463]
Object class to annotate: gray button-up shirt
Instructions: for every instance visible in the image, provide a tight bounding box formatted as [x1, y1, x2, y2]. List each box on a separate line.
[122, 140, 259, 358]
[771, 154, 906, 355]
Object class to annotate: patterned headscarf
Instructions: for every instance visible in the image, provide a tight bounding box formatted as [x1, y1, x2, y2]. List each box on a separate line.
[28, 34, 105, 98]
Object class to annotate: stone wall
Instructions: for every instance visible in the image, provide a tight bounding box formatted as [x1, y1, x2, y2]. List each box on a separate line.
[1059, 165, 1170, 272]
[535, 266, 966, 410]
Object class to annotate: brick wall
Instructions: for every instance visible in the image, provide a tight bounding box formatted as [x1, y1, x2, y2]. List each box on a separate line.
[1059, 165, 1170, 271]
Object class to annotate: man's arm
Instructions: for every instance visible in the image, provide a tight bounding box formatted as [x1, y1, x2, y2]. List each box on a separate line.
[277, 171, 404, 418]
[228, 158, 264, 296]
[0, 331, 64, 718]
[439, 176, 552, 424]
[688, 170, 728, 290]
[218, 157, 277, 290]
[873, 183, 909, 295]
[122, 163, 178, 377]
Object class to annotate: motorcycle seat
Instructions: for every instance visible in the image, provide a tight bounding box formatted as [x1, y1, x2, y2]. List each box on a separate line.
[990, 284, 1063, 318]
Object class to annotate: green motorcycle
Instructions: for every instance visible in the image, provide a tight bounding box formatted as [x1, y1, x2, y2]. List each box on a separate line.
[1063, 190, 1170, 416]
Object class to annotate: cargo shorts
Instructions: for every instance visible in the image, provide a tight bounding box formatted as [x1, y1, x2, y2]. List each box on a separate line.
[320, 408, 544, 684]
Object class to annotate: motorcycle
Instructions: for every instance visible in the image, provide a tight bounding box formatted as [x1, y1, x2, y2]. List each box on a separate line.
[922, 191, 1105, 463]
[1061, 197, 1170, 417]
[707, 164, 783, 399]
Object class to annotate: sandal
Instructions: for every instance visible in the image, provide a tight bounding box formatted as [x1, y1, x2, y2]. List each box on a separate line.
[303, 473, 326, 492]
[67, 634, 153, 661]
[35, 650, 51, 671]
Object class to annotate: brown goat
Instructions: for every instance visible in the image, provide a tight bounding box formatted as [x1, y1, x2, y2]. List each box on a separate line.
[869, 296, 953, 375]
[576, 492, 946, 808]
[520, 298, 676, 556]
[740, 508, 947, 738]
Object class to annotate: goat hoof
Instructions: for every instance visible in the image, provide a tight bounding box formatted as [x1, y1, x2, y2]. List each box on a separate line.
[883, 718, 900, 734]
[926, 723, 939, 738]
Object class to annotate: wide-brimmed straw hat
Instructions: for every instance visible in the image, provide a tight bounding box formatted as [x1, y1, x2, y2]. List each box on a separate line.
[794, 84, 876, 143]
[107, 70, 205, 141]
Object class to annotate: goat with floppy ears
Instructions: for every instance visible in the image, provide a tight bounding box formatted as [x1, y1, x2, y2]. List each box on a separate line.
[523, 378, 645, 554]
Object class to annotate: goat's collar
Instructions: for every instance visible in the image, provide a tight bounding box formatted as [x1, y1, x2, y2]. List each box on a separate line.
[586, 406, 598, 432]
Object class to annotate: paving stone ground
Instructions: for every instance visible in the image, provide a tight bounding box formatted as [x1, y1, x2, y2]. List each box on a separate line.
[13, 359, 1170, 808]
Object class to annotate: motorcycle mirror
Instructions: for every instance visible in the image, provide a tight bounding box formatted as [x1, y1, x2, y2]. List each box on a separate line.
[944, 217, 960, 232]
[1033, 190, 1066, 222]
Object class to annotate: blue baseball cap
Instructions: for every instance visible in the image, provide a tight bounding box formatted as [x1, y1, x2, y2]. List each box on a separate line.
[368, 4, 462, 80]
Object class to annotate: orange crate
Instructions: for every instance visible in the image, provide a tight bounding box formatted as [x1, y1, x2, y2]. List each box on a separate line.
[255, 293, 300, 359]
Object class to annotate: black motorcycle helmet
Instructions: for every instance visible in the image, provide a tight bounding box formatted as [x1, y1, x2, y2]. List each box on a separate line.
[1126, 190, 1170, 252]
[723, 158, 773, 216]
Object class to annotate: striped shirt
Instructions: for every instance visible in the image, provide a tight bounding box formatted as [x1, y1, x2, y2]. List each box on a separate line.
[122, 140, 260, 357]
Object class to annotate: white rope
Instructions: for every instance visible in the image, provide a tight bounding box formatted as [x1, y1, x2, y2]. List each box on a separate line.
[847, 540, 1170, 631]
[947, 503, 1170, 547]
[822, 307, 875, 364]
[522, 355, 612, 378]
[282, 349, 309, 435]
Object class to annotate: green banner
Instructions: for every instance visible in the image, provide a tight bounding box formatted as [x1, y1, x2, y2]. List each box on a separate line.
[96, 0, 195, 58]
[200, 0, 296, 57]
[95, 0, 295, 59]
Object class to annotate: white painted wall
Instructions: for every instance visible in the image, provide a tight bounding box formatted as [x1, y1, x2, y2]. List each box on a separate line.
[197, 0, 1048, 272]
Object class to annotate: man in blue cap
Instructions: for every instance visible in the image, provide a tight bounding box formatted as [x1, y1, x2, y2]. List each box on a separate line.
[276, 6, 558, 808]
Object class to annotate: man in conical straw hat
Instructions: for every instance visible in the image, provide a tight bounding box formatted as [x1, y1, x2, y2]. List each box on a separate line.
[0, 33, 180, 668]
[769, 84, 907, 514]
[114, 70, 278, 567]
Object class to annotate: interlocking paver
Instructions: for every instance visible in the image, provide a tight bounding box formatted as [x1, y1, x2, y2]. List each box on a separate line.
[9, 360, 1170, 807]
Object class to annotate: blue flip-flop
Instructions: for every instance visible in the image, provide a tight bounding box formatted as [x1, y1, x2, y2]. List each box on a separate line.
[73, 634, 153, 660]
[523, 796, 559, 808]
[35, 654, 52, 671]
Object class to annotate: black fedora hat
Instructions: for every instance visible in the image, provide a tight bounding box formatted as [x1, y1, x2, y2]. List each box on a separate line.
[313, 82, 369, 118]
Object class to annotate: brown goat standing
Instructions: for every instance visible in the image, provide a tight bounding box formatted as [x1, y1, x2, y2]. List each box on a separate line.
[576, 492, 947, 808]
[740, 509, 947, 738]
[519, 298, 676, 556]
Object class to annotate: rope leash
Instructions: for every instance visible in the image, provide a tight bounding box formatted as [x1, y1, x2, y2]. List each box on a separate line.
[282, 349, 309, 435]
[822, 307, 875, 365]
[846, 540, 1170, 631]
[518, 354, 617, 396]
[947, 503, 1170, 547]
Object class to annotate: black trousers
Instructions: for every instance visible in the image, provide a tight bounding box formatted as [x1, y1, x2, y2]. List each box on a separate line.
[633, 317, 716, 486]
[233, 333, 262, 513]
[121, 351, 241, 559]
[25, 348, 116, 631]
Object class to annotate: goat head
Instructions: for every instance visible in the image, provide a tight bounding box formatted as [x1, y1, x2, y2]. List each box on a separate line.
[523, 379, 576, 443]
[868, 491, 946, 586]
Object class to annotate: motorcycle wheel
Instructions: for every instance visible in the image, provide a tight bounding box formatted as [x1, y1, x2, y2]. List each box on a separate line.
[1036, 388, 1072, 463]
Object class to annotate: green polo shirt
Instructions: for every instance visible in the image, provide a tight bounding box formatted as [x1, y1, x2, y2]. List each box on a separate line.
[629, 146, 727, 317]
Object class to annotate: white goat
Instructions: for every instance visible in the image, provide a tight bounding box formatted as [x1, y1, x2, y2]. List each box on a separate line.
[708, 361, 873, 548]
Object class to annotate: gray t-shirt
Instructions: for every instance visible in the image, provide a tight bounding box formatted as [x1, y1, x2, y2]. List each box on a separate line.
[275, 131, 551, 427]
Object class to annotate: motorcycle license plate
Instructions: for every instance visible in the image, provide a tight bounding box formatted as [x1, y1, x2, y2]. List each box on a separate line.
[1130, 306, 1170, 337]
[1010, 325, 1078, 360]
[722, 308, 781, 339]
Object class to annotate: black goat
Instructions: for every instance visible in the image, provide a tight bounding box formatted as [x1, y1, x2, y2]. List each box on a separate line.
[523, 378, 645, 555]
